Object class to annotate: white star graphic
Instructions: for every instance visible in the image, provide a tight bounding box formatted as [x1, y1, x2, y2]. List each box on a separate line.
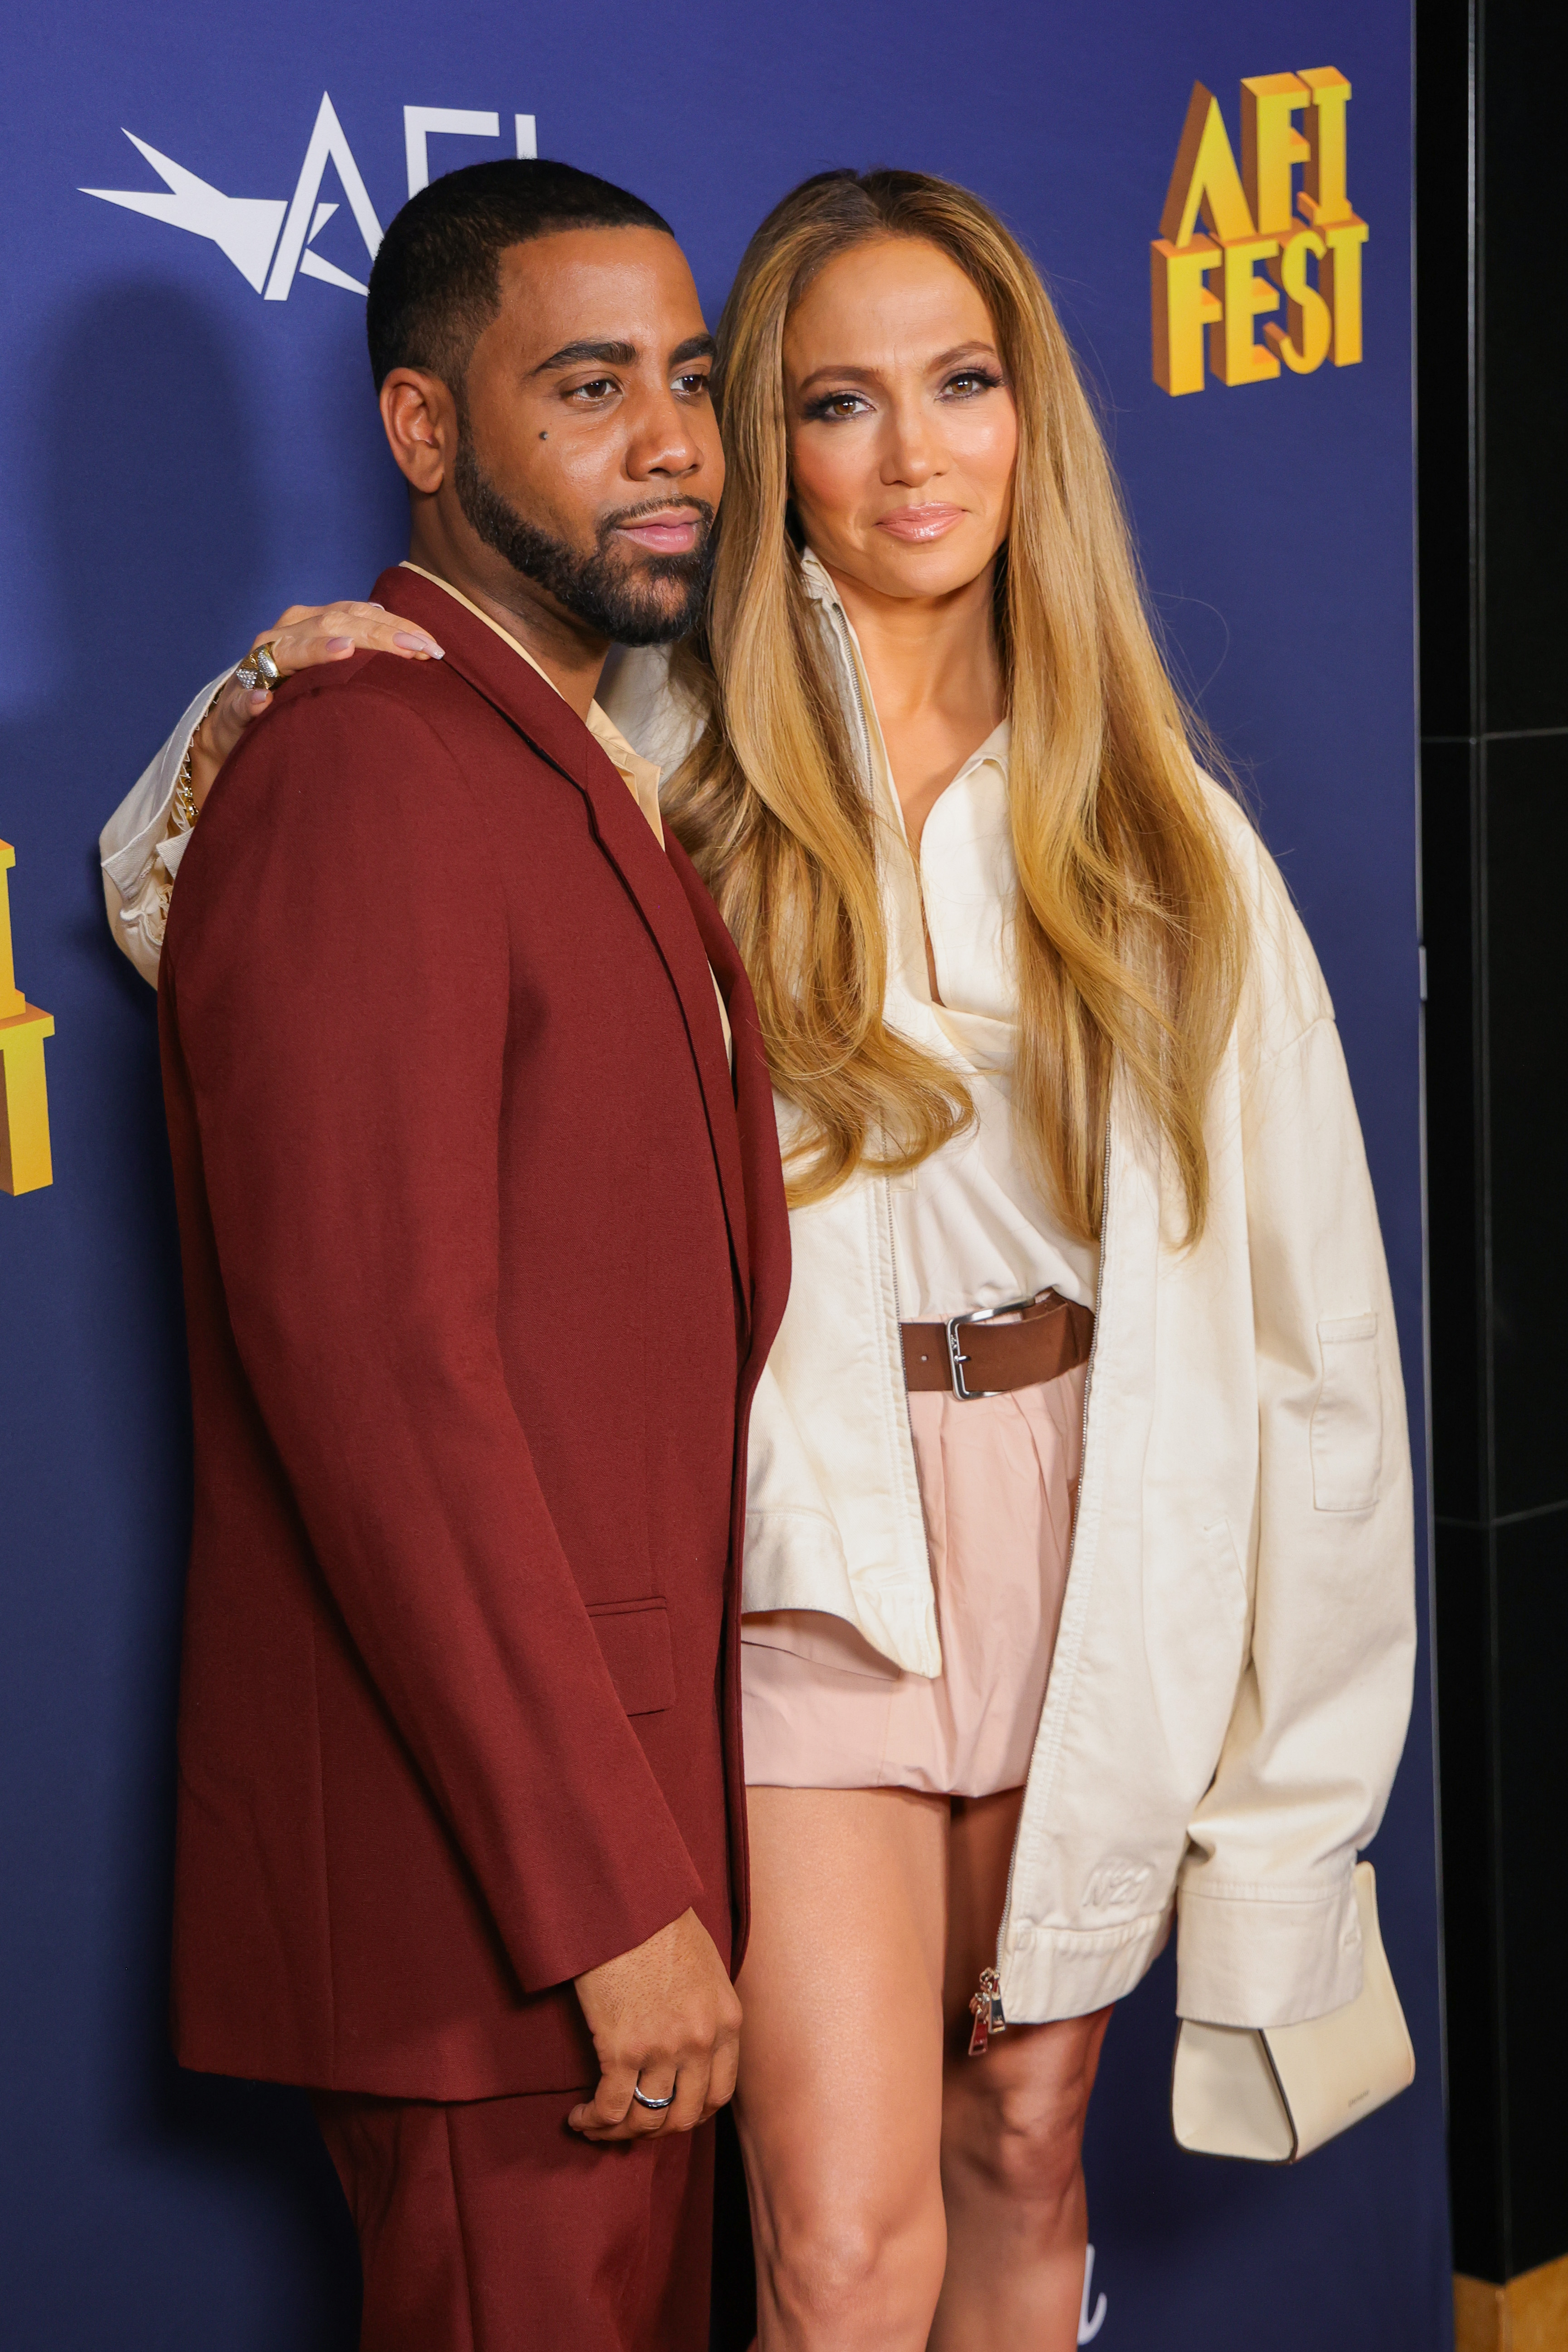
[82, 133, 287, 292]
[81, 110, 376, 298]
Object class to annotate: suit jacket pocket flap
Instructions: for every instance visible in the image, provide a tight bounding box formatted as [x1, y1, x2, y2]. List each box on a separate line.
[588, 1599, 676, 1716]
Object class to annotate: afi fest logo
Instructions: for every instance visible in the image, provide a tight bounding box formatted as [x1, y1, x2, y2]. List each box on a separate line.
[81, 96, 539, 300]
[1150, 69, 1367, 394]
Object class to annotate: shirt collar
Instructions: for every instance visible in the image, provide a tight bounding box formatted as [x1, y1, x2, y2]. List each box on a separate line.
[796, 546, 1012, 785]
[399, 562, 665, 841]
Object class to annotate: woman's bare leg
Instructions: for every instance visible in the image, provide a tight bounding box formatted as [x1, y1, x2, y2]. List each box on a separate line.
[932, 1788, 1112, 2352]
[735, 1786, 951, 2351]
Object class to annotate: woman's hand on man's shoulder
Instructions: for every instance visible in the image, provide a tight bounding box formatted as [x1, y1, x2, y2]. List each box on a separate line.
[189, 602, 446, 810]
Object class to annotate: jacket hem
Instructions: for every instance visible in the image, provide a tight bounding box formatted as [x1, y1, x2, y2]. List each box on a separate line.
[998, 1904, 1173, 2022]
[742, 1506, 940, 1676]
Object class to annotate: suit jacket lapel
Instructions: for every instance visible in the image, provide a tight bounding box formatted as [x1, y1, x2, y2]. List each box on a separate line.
[376, 568, 752, 1318]
[665, 837, 790, 1371]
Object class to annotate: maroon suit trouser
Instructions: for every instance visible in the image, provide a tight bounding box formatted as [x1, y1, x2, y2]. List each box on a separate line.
[313, 2089, 714, 2352]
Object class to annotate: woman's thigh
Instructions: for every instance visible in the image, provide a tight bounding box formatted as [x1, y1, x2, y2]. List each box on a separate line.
[941, 1789, 1111, 2205]
[734, 1786, 951, 2332]
[943, 1786, 1027, 2038]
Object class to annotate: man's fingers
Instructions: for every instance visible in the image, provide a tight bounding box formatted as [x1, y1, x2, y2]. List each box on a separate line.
[700, 2032, 739, 2123]
[566, 2063, 640, 2138]
[568, 2059, 704, 2142]
[661, 2062, 709, 2136]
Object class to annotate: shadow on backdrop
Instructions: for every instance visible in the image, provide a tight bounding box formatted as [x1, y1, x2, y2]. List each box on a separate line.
[2, 278, 359, 2350]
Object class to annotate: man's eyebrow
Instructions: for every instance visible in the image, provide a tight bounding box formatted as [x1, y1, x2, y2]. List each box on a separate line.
[671, 335, 718, 366]
[531, 339, 638, 375]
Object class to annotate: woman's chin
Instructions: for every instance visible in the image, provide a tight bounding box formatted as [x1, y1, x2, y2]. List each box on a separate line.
[829, 536, 1000, 605]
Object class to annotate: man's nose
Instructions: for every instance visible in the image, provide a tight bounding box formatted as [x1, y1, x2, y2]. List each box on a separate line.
[625, 384, 707, 482]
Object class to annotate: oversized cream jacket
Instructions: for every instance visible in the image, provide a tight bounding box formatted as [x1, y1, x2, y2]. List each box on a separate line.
[610, 559, 1416, 2036]
[102, 568, 1415, 2034]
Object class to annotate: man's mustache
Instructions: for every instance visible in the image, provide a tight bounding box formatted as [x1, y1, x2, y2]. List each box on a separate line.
[597, 496, 717, 551]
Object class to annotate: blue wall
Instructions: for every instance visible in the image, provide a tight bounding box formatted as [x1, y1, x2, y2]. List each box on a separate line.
[0, 3, 1445, 2344]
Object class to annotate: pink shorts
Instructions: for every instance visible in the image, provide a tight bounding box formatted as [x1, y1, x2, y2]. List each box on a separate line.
[740, 1361, 1086, 1797]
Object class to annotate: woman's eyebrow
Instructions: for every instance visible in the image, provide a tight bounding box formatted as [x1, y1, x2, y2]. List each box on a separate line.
[792, 341, 1001, 392]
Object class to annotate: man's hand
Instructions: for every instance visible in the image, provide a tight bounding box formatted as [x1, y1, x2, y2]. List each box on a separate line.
[568, 1908, 742, 2141]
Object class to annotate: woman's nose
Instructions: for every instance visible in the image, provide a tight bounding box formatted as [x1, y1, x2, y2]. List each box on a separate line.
[881, 408, 939, 486]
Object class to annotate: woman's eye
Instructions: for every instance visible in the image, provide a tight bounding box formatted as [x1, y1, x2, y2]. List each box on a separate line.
[944, 370, 1000, 398]
[807, 391, 871, 421]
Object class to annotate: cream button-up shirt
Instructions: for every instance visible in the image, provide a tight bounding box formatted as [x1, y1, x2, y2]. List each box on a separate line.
[822, 580, 1098, 1322]
[600, 562, 1092, 1316]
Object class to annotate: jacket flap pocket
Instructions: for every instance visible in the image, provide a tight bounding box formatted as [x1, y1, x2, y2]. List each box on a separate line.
[588, 1599, 676, 1716]
[1311, 1314, 1382, 1514]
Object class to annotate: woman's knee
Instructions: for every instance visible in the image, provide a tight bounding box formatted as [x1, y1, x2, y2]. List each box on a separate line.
[756, 2193, 947, 2338]
[943, 2034, 1099, 2209]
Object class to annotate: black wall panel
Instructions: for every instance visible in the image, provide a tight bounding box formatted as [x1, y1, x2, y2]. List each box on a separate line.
[1420, 0, 1568, 2287]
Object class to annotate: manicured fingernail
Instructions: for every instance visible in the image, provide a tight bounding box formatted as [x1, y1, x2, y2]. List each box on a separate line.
[249, 690, 269, 708]
[327, 636, 353, 654]
[395, 631, 443, 656]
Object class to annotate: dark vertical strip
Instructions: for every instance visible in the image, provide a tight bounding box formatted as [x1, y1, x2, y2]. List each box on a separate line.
[1421, 0, 1568, 2286]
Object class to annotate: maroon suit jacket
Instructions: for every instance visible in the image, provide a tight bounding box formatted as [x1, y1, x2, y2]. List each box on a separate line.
[158, 567, 789, 2100]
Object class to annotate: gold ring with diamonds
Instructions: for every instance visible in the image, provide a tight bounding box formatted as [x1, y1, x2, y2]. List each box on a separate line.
[236, 640, 284, 693]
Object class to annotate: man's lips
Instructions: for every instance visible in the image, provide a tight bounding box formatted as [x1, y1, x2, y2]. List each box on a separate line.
[613, 512, 702, 555]
[875, 504, 967, 543]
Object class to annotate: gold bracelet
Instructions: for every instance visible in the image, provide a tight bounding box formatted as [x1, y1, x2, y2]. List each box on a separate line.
[171, 684, 229, 834]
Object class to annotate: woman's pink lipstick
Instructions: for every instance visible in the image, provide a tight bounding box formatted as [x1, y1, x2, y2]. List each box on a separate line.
[875, 504, 966, 543]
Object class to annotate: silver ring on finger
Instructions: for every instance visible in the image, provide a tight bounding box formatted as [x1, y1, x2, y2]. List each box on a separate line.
[630, 2082, 676, 2112]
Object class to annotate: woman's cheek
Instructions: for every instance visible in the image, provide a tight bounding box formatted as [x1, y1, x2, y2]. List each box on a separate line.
[796, 459, 864, 540]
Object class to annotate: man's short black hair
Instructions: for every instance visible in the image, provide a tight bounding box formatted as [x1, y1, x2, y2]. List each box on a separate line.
[366, 158, 673, 391]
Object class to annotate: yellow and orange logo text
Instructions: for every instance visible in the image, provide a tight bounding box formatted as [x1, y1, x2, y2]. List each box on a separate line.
[1152, 70, 1367, 395]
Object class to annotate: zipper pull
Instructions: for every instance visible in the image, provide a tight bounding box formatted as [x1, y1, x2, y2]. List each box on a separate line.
[968, 1968, 1008, 2058]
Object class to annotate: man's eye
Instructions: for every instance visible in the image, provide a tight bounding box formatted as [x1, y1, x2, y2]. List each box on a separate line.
[673, 371, 712, 398]
[567, 377, 619, 403]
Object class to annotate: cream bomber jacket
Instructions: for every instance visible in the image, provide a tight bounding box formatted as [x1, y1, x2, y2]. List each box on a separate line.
[103, 586, 1416, 2034]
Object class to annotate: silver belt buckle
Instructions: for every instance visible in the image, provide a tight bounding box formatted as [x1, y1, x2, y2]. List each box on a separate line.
[944, 1295, 1036, 1401]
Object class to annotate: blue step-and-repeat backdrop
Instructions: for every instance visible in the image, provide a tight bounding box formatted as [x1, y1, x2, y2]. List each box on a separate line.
[0, 2, 1448, 2345]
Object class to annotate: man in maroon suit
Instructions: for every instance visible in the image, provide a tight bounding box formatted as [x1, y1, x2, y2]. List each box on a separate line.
[158, 161, 787, 2352]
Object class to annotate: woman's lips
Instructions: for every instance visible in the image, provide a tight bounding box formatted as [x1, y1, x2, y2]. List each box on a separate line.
[875, 504, 967, 543]
[615, 516, 700, 554]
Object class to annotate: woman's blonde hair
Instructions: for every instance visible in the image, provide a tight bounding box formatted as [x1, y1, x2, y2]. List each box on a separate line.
[664, 168, 1248, 1241]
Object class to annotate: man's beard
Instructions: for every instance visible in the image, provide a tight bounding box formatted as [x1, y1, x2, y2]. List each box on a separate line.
[453, 434, 714, 647]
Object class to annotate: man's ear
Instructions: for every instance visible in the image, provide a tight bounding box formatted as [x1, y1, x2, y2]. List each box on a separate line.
[379, 369, 455, 494]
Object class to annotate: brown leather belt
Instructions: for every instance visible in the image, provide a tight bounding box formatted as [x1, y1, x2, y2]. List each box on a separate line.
[901, 1289, 1094, 1401]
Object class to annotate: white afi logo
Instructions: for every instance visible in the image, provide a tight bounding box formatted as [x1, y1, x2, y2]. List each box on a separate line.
[82, 95, 538, 300]
[1079, 2242, 1108, 2343]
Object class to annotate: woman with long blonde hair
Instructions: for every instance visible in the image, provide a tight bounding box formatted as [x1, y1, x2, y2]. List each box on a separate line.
[104, 166, 1413, 2351]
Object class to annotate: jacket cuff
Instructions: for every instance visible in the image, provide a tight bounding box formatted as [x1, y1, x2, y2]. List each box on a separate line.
[1175, 1875, 1363, 2027]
